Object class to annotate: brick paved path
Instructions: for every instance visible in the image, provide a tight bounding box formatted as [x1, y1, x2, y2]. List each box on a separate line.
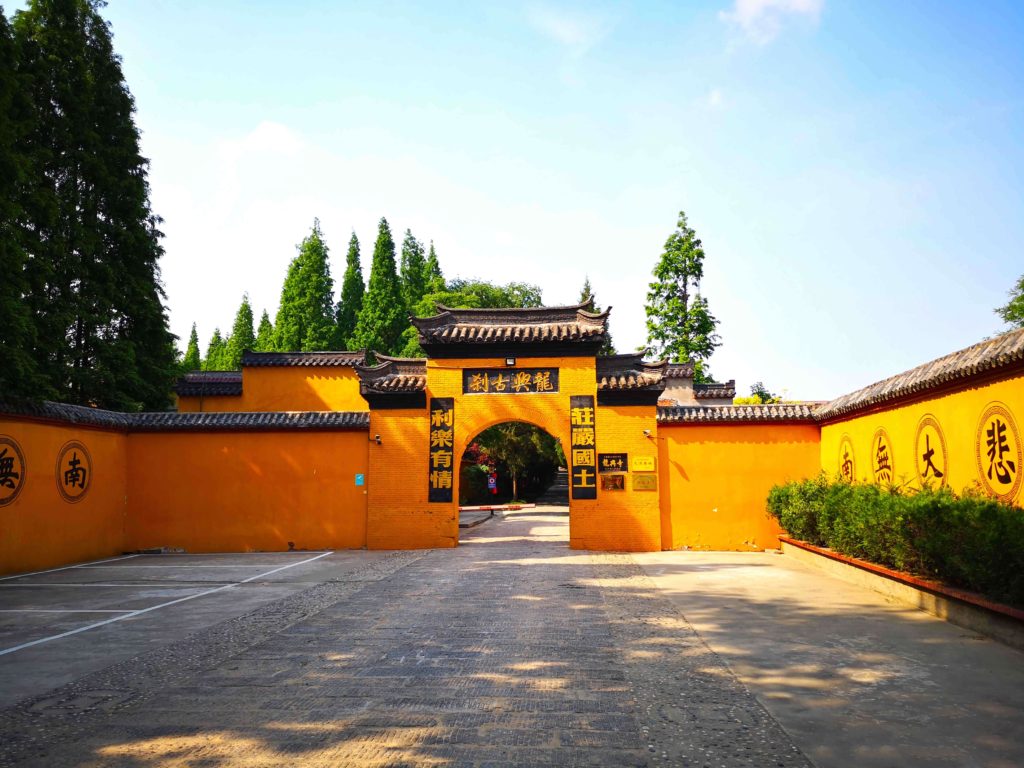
[0, 511, 809, 767]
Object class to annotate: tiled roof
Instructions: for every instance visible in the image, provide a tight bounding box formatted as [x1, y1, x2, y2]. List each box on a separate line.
[596, 354, 668, 391]
[665, 363, 695, 378]
[355, 354, 427, 395]
[694, 380, 736, 400]
[658, 404, 817, 423]
[0, 400, 369, 432]
[132, 411, 369, 431]
[240, 350, 367, 367]
[0, 400, 133, 430]
[411, 301, 610, 346]
[174, 371, 243, 397]
[816, 326, 1024, 421]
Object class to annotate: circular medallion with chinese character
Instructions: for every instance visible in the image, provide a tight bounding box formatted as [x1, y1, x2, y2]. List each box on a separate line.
[871, 428, 895, 485]
[837, 434, 856, 482]
[0, 436, 26, 507]
[975, 402, 1022, 502]
[55, 441, 91, 504]
[914, 415, 947, 488]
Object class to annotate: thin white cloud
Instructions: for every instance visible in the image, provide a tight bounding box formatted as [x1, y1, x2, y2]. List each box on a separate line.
[707, 88, 725, 109]
[719, 0, 823, 45]
[526, 4, 612, 58]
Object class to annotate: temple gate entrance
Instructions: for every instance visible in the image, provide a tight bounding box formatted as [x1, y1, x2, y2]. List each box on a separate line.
[356, 301, 667, 551]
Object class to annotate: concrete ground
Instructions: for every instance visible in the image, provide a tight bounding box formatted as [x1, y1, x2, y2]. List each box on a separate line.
[0, 509, 1021, 767]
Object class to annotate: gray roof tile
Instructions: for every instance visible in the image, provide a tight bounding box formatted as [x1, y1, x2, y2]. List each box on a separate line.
[658, 404, 817, 423]
[240, 350, 367, 367]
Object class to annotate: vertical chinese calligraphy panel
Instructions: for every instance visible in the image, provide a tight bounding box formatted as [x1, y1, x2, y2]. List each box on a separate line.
[569, 395, 597, 500]
[428, 398, 455, 503]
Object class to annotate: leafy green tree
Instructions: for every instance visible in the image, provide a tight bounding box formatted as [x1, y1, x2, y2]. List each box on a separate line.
[578, 276, 616, 355]
[645, 211, 720, 382]
[14, 0, 177, 409]
[398, 279, 543, 356]
[181, 323, 201, 371]
[204, 328, 229, 371]
[734, 381, 780, 405]
[351, 217, 407, 355]
[995, 273, 1024, 329]
[400, 228, 427, 307]
[0, 7, 50, 401]
[335, 231, 364, 348]
[254, 309, 274, 352]
[273, 219, 336, 351]
[473, 422, 562, 502]
[226, 294, 255, 368]
[424, 241, 444, 292]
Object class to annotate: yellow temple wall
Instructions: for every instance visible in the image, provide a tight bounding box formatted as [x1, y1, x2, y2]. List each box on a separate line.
[0, 418, 128, 576]
[177, 367, 366, 412]
[658, 422, 821, 550]
[126, 430, 369, 553]
[819, 373, 1024, 505]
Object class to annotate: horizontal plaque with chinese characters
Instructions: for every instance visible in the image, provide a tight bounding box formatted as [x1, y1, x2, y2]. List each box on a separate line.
[428, 398, 454, 503]
[598, 453, 628, 474]
[462, 368, 559, 395]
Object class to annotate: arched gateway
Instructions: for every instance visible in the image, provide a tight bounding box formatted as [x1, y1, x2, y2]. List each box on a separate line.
[355, 300, 667, 550]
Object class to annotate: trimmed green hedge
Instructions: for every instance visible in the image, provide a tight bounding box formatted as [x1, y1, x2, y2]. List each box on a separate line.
[767, 476, 1024, 607]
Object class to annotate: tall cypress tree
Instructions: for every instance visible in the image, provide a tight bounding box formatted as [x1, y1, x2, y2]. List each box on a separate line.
[14, 0, 176, 410]
[182, 323, 201, 371]
[578, 276, 616, 355]
[645, 211, 720, 382]
[273, 219, 336, 351]
[424, 240, 444, 293]
[400, 228, 427, 307]
[204, 328, 228, 371]
[335, 231, 363, 349]
[0, 7, 49, 400]
[254, 310, 274, 352]
[351, 217, 407, 355]
[226, 294, 255, 369]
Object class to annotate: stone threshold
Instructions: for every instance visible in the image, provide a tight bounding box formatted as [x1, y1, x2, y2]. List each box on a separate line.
[779, 535, 1024, 653]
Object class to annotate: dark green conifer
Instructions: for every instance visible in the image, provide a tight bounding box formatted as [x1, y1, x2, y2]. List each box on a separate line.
[273, 219, 336, 351]
[0, 7, 49, 400]
[182, 323, 201, 371]
[579, 276, 616, 355]
[254, 310, 274, 352]
[204, 328, 229, 371]
[400, 229, 427, 307]
[424, 241, 444, 292]
[351, 217, 407, 355]
[335, 231, 364, 348]
[14, 0, 177, 409]
[226, 294, 255, 369]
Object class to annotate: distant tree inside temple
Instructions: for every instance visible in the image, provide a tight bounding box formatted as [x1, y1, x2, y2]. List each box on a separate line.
[352, 218, 408, 356]
[274, 219, 336, 352]
[254, 311, 275, 352]
[578, 276, 616, 356]
[645, 211, 721, 383]
[335, 232, 364, 349]
[226, 295, 256, 369]
[424, 241, 444, 293]
[400, 229, 428, 308]
[204, 329, 229, 371]
[996, 273, 1024, 328]
[182, 324, 201, 372]
[734, 382, 781, 405]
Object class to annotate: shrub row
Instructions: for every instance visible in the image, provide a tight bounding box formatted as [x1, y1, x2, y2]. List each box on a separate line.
[767, 476, 1024, 607]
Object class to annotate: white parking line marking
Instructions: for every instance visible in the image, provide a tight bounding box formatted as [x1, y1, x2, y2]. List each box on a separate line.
[0, 551, 333, 657]
[0, 554, 140, 582]
[0, 584, 226, 588]
[0, 609, 134, 614]
[76, 564, 286, 569]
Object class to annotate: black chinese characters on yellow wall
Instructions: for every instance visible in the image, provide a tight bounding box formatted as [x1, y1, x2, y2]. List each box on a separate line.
[570, 395, 597, 500]
[0, 436, 26, 507]
[462, 368, 558, 394]
[428, 398, 454, 503]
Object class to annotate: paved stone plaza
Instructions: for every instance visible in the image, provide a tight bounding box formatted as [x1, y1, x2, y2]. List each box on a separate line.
[0, 510, 1021, 767]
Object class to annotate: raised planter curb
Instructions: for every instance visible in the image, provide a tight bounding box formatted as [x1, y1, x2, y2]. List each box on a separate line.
[779, 535, 1024, 653]
[458, 503, 536, 512]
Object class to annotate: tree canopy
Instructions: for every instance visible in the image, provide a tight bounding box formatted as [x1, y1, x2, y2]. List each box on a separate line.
[273, 219, 336, 351]
[335, 231, 364, 349]
[644, 211, 720, 383]
[995, 273, 1024, 329]
[11, 0, 177, 409]
[400, 228, 428, 308]
[579, 276, 616, 355]
[351, 218, 408, 356]
[182, 324, 201, 372]
[226, 294, 255, 369]
[254, 310, 274, 352]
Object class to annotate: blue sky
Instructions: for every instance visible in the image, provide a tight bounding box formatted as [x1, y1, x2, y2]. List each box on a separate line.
[20, 0, 1024, 399]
